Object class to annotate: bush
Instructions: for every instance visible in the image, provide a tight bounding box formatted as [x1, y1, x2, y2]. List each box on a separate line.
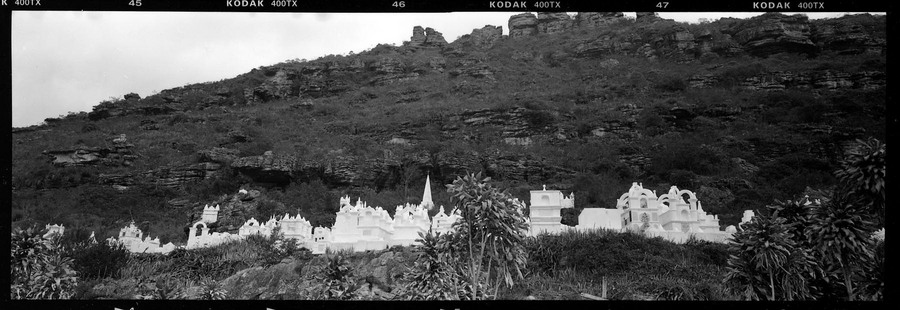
[68, 241, 131, 280]
[11, 226, 79, 299]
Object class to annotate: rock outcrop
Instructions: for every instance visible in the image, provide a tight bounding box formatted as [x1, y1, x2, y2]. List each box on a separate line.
[407, 26, 447, 48]
[98, 162, 222, 188]
[455, 25, 503, 49]
[43, 134, 137, 167]
[813, 15, 886, 55]
[737, 70, 885, 91]
[87, 93, 178, 121]
[197, 147, 241, 164]
[536, 12, 575, 35]
[635, 12, 660, 23]
[731, 13, 817, 57]
[508, 13, 538, 38]
[230, 152, 299, 185]
[575, 12, 625, 28]
[244, 69, 296, 104]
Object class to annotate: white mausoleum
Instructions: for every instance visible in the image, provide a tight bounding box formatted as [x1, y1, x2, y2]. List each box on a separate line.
[527, 185, 574, 236]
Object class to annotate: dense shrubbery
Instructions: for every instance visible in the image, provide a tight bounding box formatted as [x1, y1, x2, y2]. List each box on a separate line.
[67, 239, 131, 280]
[519, 229, 732, 300]
[725, 138, 884, 301]
[11, 226, 79, 299]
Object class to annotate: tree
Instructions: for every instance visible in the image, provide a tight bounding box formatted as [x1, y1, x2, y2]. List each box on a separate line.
[445, 172, 530, 299]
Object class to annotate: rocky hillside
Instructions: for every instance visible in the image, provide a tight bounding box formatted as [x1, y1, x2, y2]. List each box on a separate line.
[11, 12, 886, 243]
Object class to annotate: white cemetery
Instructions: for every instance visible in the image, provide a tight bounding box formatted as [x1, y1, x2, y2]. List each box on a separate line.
[529, 182, 745, 243]
[183, 175, 461, 254]
[79, 177, 787, 256]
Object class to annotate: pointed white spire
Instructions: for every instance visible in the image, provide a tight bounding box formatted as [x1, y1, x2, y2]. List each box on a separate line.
[421, 174, 434, 210]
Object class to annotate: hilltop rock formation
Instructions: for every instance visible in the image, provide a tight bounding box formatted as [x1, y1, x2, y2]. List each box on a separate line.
[537, 12, 575, 34]
[455, 25, 503, 49]
[407, 26, 447, 48]
[576, 12, 625, 28]
[509, 13, 538, 38]
[635, 12, 660, 22]
[730, 13, 817, 57]
[813, 15, 885, 55]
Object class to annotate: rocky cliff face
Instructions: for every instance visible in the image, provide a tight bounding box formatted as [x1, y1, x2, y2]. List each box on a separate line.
[507, 12, 885, 60]
[731, 13, 817, 57]
[812, 15, 885, 55]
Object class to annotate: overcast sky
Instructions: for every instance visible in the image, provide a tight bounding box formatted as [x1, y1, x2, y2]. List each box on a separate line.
[11, 12, 882, 127]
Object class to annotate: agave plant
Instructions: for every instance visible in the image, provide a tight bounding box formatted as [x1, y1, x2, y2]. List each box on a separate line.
[806, 195, 876, 301]
[724, 213, 818, 300]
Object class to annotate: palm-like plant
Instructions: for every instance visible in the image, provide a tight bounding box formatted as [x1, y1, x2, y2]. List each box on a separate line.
[806, 195, 876, 301]
[834, 138, 885, 226]
[725, 213, 817, 300]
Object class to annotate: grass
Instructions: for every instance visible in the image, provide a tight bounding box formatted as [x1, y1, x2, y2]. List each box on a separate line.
[516, 229, 734, 300]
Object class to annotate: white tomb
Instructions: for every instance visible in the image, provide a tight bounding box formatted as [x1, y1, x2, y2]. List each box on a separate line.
[528, 185, 575, 236]
[112, 221, 177, 254]
[279, 213, 313, 242]
[187, 221, 240, 250]
[431, 206, 461, 234]
[201, 204, 220, 224]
